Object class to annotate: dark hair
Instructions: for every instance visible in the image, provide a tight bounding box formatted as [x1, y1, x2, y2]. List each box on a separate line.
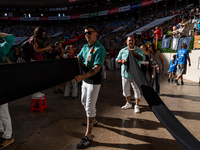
[181, 43, 187, 49]
[55, 41, 61, 47]
[149, 43, 157, 53]
[34, 26, 45, 40]
[172, 54, 176, 63]
[85, 25, 97, 32]
[126, 35, 135, 41]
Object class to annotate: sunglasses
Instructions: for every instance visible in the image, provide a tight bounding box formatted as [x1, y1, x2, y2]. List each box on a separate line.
[84, 31, 96, 35]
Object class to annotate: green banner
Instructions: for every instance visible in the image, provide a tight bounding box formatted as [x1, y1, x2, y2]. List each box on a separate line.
[89, 12, 99, 17]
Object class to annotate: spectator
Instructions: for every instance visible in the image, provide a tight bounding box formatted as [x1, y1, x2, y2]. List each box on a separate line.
[196, 16, 200, 35]
[169, 26, 179, 38]
[168, 54, 178, 82]
[140, 44, 149, 76]
[30, 26, 52, 98]
[174, 43, 191, 85]
[154, 26, 162, 41]
[52, 42, 64, 94]
[64, 45, 78, 99]
[116, 36, 145, 113]
[178, 24, 186, 37]
[0, 32, 15, 149]
[148, 43, 165, 95]
[74, 25, 106, 149]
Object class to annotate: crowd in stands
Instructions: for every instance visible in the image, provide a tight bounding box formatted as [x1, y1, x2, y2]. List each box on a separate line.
[2, 3, 200, 65]
[3, 26, 63, 38]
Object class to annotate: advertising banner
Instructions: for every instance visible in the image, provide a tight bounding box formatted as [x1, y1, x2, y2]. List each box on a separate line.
[99, 10, 108, 16]
[119, 5, 130, 12]
[130, 3, 142, 10]
[108, 8, 119, 14]
[10, 17, 20, 21]
[80, 13, 89, 18]
[142, 0, 154, 7]
[70, 15, 80, 19]
[49, 16, 59, 20]
[39, 17, 49, 21]
[20, 17, 39, 21]
[59, 16, 70, 20]
[89, 12, 98, 17]
[153, 0, 162, 3]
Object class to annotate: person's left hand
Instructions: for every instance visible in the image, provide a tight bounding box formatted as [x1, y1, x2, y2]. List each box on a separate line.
[74, 75, 84, 82]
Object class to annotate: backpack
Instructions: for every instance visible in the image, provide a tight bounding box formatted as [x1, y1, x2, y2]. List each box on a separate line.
[22, 39, 32, 61]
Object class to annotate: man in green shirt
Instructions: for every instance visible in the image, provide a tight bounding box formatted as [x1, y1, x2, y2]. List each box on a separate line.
[0, 32, 15, 149]
[116, 35, 145, 113]
[74, 25, 106, 149]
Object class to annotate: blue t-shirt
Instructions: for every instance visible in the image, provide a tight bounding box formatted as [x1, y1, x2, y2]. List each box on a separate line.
[176, 49, 189, 65]
[168, 59, 178, 72]
[198, 19, 200, 30]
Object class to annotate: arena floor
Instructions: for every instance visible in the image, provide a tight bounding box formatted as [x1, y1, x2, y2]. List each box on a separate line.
[6, 70, 200, 150]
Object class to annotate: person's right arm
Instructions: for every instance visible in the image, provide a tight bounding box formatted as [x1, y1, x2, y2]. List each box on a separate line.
[0, 33, 15, 59]
[116, 50, 127, 64]
[33, 41, 51, 53]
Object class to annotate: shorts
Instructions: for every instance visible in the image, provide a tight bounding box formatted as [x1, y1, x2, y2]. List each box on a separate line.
[168, 71, 176, 75]
[177, 64, 187, 74]
[122, 77, 141, 99]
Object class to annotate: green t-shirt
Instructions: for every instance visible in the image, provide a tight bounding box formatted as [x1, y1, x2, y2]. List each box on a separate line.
[116, 46, 145, 78]
[78, 40, 106, 68]
[78, 40, 107, 84]
[0, 34, 15, 61]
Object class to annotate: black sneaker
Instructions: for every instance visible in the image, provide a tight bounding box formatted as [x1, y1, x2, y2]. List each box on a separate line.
[181, 81, 184, 85]
[54, 90, 62, 94]
[82, 120, 98, 126]
[76, 136, 93, 149]
[171, 79, 174, 82]
[168, 78, 170, 82]
[174, 80, 179, 85]
[58, 89, 63, 93]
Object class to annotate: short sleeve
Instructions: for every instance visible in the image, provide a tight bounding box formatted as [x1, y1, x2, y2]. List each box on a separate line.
[0, 34, 15, 61]
[93, 48, 106, 68]
[77, 46, 84, 60]
[116, 50, 122, 62]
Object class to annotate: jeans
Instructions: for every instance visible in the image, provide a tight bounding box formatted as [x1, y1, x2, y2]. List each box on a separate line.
[149, 70, 160, 93]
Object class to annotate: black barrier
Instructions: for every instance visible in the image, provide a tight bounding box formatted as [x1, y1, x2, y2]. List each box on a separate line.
[127, 51, 200, 150]
[0, 58, 79, 105]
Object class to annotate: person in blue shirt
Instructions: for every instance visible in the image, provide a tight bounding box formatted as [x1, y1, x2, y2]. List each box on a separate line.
[174, 43, 191, 85]
[196, 16, 200, 35]
[116, 36, 145, 113]
[0, 32, 15, 149]
[168, 54, 178, 82]
[74, 25, 106, 149]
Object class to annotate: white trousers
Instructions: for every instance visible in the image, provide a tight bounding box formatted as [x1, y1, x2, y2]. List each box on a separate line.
[81, 81, 101, 118]
[64, 80, 78, 97]
[122, 77, 141, 99]
[0, 103, 12, 139]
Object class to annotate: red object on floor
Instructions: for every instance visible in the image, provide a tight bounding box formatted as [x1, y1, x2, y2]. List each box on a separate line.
[30, 96, 47, 112]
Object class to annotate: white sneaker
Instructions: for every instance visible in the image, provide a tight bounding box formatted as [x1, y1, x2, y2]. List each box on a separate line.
[38, 92, 45, 97]
[134, 105, 140, 113]
[122, 102, 132, 109]
[31, 92, 43, 98]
